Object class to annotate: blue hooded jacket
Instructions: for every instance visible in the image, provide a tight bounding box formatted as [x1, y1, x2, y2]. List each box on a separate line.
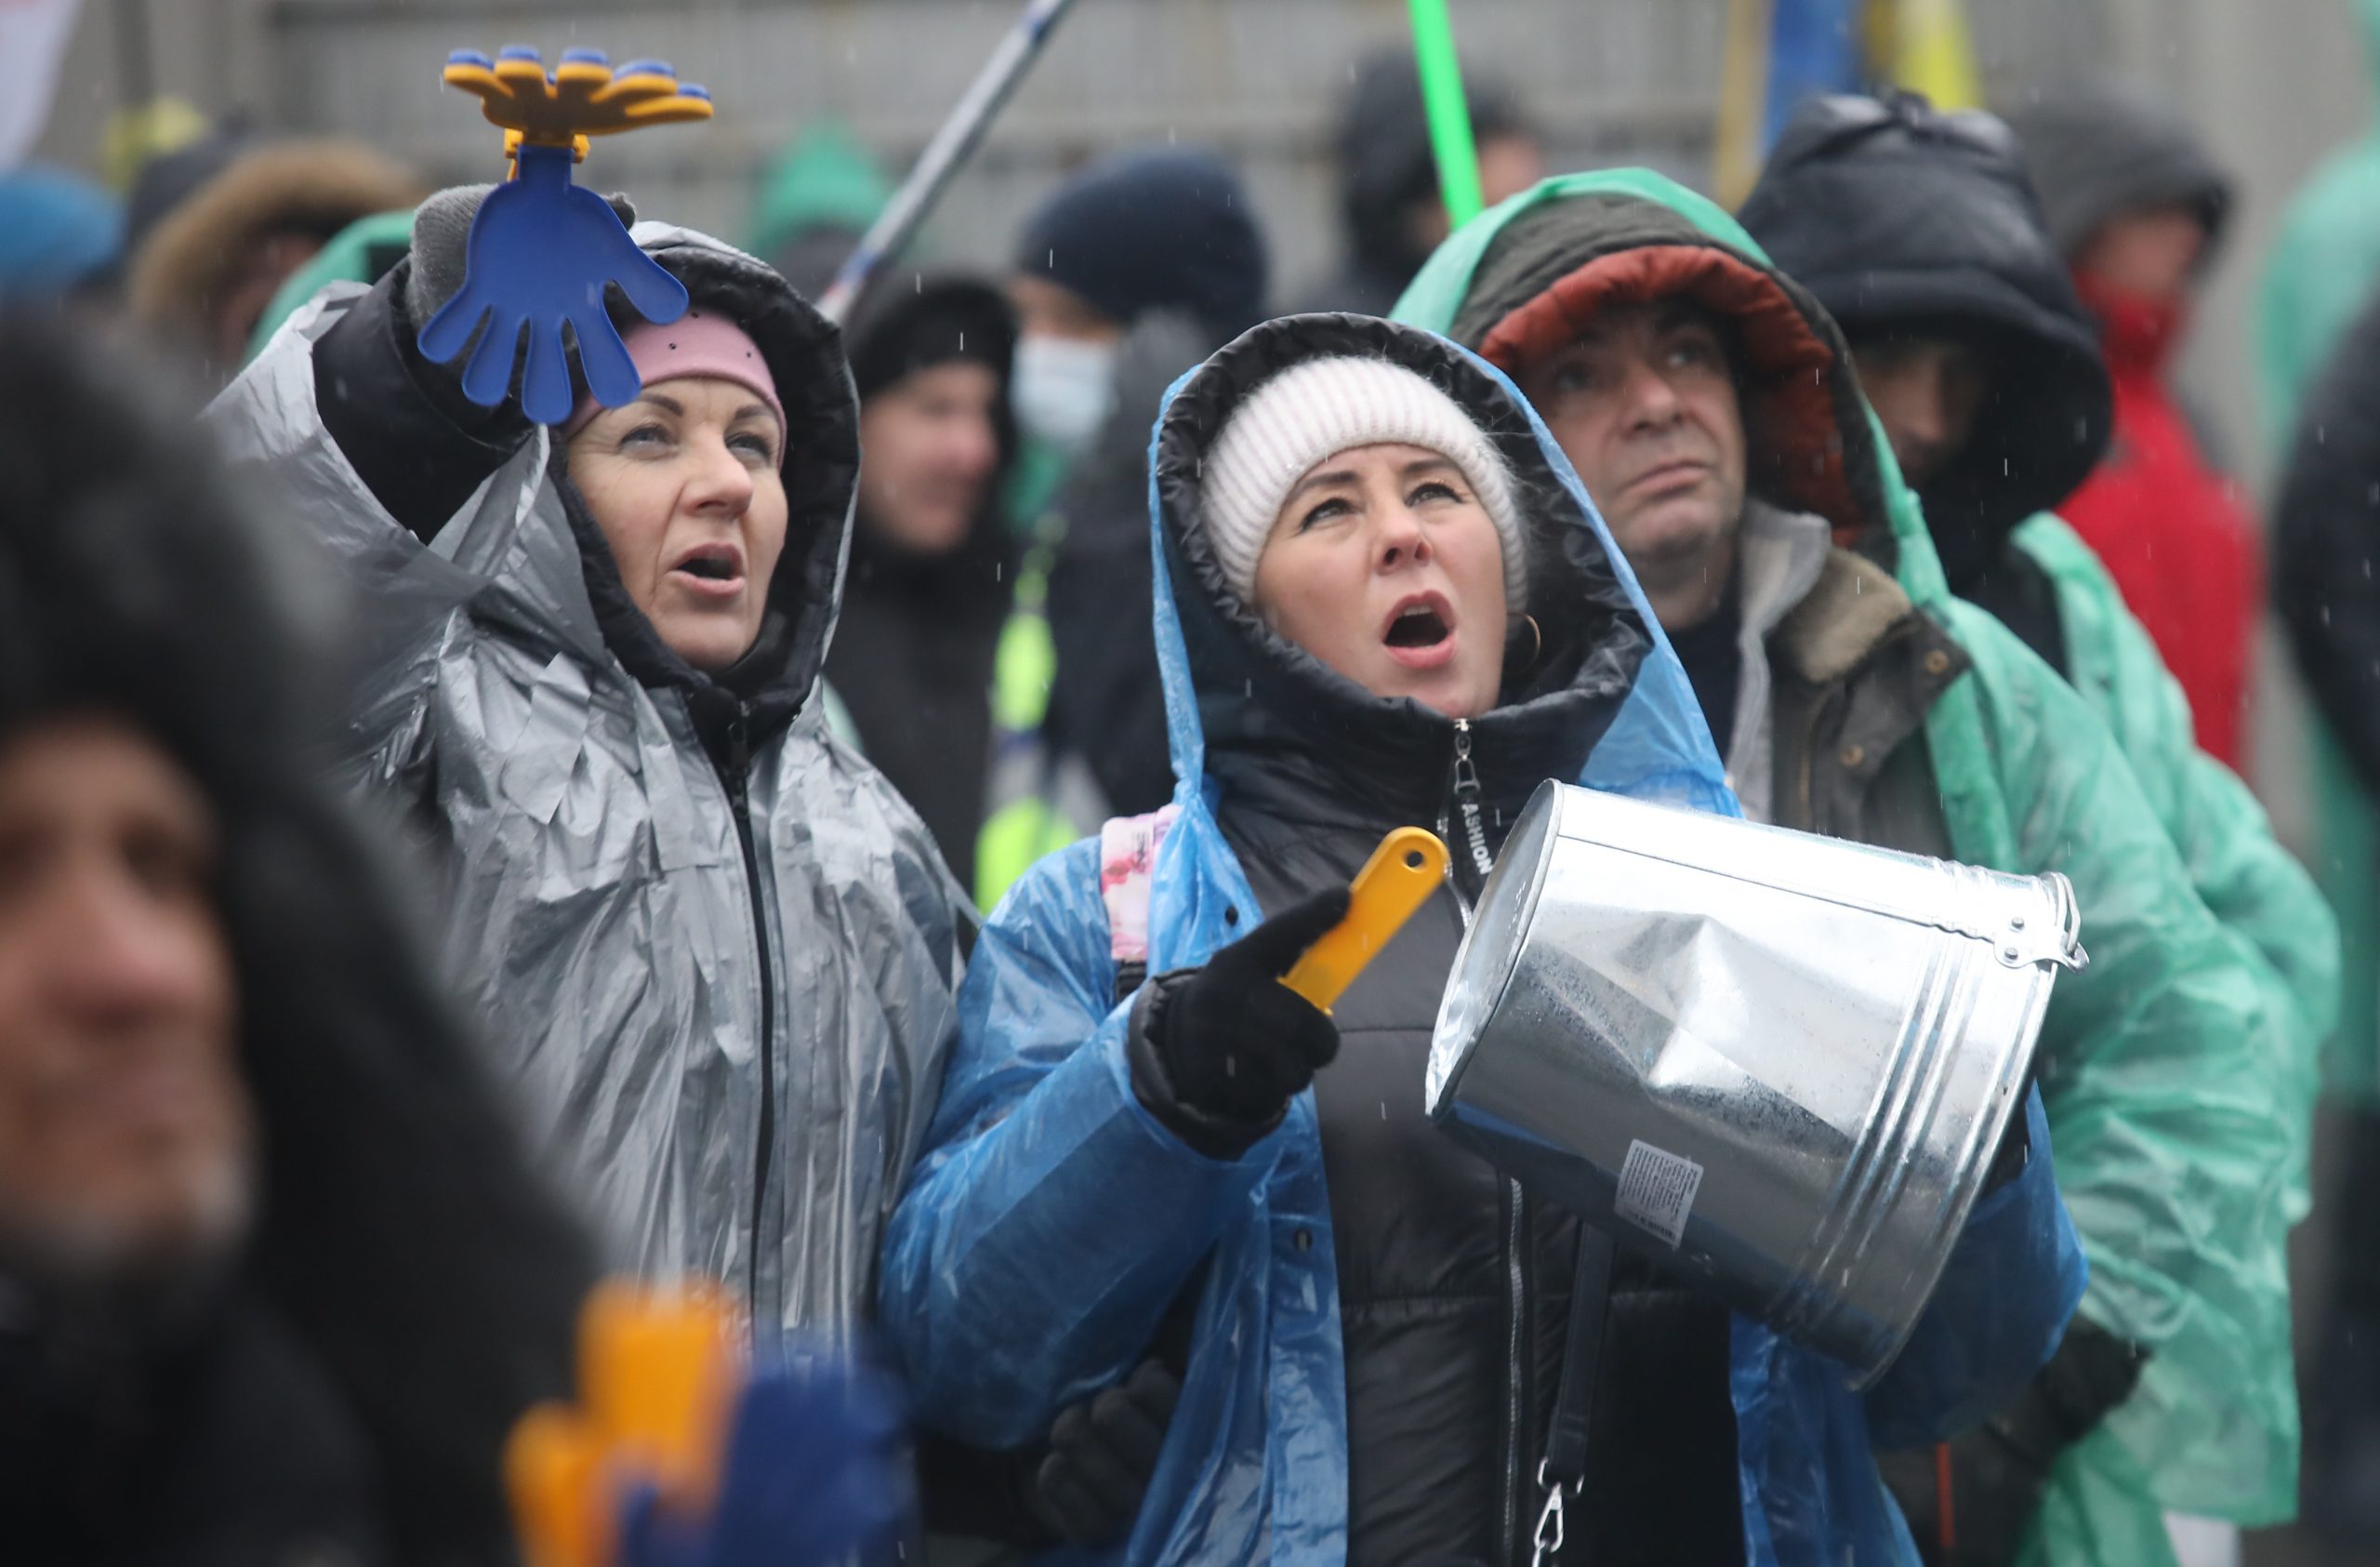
[879, 314, 2084, 1566]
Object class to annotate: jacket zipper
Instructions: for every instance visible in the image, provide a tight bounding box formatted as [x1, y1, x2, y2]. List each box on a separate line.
[1794, 684, 1836, 831]
[719, 708, 777, 1322]
[1440, 720, 1527, 1563]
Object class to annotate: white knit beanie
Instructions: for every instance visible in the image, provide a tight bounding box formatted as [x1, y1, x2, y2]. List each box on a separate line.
[1199, 356, 1528, 613]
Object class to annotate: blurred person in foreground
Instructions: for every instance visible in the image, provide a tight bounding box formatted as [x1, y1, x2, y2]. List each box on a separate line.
[822, 276, 1020, 892]
[0, 310, 591, 1563]
[2274, 279, 2380, 1549]
[1394, 166, 2304, 1567]
[1744, 89, 2336, 1567]
[974, 148, 1270, 904]
[1293, 46, 1542, 317]
[2002, 83, 2260, 777]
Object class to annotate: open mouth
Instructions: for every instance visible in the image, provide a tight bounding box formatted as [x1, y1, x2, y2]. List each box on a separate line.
[1385, 604, 1451, 647]
[669, 542, 745, 591]
[1381, 593, 1458, 669]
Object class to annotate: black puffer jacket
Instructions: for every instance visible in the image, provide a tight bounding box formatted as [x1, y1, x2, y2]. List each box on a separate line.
[1739, 91, 2114, 666]
[825, 274, 1019, 888]
[1152, 313, 1745, 1566]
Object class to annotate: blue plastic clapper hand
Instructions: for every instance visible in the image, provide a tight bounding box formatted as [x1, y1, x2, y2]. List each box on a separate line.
[416, 141, 690, 426]
[615, 1353, 911, 1567]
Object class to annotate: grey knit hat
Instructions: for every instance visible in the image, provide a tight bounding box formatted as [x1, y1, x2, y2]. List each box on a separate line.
[1199, 355, 1527, 611]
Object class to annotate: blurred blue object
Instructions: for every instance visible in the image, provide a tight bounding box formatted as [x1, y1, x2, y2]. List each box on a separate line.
[617, 1352, 911, 1567]
[416, 141, 687, 424]
[0, 164, 124, 299]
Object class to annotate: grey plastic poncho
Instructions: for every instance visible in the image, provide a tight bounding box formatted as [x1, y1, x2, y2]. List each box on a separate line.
[209, 224, 962, 1336]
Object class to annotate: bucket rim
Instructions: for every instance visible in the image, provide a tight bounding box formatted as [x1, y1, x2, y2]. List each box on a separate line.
[1426, 777, 1567, 1118]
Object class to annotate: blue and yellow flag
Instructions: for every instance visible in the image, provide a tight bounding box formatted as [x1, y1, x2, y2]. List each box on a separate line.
[1713, 0, 1980, 205]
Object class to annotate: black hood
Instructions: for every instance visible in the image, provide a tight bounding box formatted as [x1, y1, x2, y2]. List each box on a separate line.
[566, 225, 863, 744]
[1153, 313, 1650, 830]
[1740, 92, 2114, 584]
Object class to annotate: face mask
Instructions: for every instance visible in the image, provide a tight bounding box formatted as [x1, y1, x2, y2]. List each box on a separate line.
[1011, 335, 1119, 450]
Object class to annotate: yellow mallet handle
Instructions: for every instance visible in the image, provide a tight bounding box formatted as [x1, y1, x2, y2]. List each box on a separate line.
[1280, 828, 1451, 1013]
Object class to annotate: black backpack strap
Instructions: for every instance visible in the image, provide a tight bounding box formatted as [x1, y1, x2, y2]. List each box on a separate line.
[1534, 1224, 1617, 1564]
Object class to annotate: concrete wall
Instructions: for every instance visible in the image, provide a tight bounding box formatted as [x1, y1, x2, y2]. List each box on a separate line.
[34, 0, 2116, 299]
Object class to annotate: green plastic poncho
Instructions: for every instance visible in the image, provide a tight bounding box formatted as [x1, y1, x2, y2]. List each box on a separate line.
[2256, 0, 2380, 1105]
[1396, 169, 2307, 1562]
[2013, 511, 2337, 1219]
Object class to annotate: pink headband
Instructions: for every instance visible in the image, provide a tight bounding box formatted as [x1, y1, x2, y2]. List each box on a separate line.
[558, 309, 787, 442]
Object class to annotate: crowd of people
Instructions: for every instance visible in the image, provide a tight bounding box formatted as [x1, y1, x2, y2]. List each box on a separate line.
[0, 36, 2371, 1567]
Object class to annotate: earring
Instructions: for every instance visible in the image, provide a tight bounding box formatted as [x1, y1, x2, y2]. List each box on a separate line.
[1519, 613, 1543, 666]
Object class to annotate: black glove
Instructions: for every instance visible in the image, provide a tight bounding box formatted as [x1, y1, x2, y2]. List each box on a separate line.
[1028, 1359, 1182, 1547]
[1889, 1320, 2149, 1566]
[1139, 887, 1348, 1135]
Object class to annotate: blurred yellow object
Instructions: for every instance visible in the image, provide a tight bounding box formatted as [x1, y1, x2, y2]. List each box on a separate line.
[507, 1404, 610, 1567]
[1712, 0, 1772, 209]
[506, 1281, 745, 1567]
[1867, 0, 1982, 111]
[1281, 827, 1450, 1013]
[99, 97, 208, 191]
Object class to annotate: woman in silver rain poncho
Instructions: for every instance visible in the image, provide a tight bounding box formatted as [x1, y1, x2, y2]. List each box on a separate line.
[207, 189, 961, 1336]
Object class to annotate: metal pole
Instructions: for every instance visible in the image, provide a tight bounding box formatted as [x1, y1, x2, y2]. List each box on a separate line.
[814, 0, 1083, 325]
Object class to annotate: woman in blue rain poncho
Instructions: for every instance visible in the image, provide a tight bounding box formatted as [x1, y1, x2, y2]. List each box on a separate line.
[879, 312, 2083, 1566]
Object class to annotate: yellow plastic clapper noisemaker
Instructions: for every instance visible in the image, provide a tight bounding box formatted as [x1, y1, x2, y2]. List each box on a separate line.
[505, 1281, 744, 1567]
[441, 46, 714, 159]
[1279, 827, 1452, 1012]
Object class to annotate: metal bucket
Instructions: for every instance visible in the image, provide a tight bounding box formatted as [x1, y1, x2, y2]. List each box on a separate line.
[1426, 781, 2085, 1386]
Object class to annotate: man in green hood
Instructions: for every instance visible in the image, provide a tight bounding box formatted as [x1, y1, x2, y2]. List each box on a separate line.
[1395, 170, 2306, 1567]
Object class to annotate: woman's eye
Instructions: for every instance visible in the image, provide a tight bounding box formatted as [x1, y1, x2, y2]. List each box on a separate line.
[1408, 481, 1463, 507]
[619, 423, 669, 450]
[730, 431, 777, 464]
[1298, 498, 1352, 531]
[1551, 364, 1593, 393]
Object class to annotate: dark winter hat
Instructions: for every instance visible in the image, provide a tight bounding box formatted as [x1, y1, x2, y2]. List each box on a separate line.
[2000, 81, 2232, 261]
[846, 274, 1016, 402]
[1013, 147, 1269, 339]
[122, 115, 265, 260]
[1337, 47, 1529, 270]
[1740, 92, 2113, 569]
